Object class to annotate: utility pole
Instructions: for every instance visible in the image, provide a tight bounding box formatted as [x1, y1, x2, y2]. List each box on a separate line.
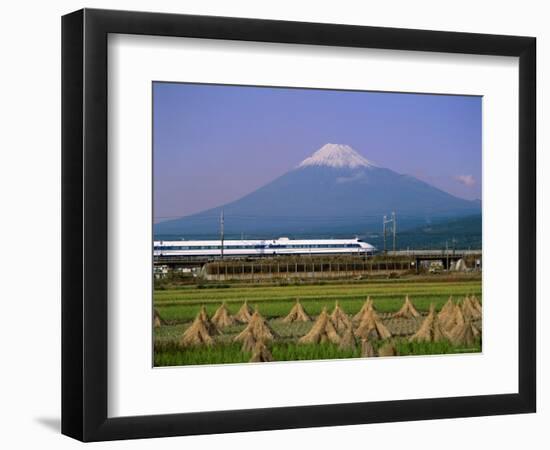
[392, 211, 396, 252]
[220, 209, 224, 260]
[445, 240, 449, 270]
[383, 215, 387, 254]
[383, 213, 397, 253]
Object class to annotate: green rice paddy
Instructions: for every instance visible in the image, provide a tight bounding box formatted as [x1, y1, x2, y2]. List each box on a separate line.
[154, 275, 482, 366]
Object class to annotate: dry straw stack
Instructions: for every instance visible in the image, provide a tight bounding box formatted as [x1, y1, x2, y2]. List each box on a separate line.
[409, 303, 447, 343]
[393, 295, 420, 319]
[360, 339, 397, 358]
[361, 338, 376, 357]
[153, 309, 166, 328]
[249, 341, 274, 363]
[198, 306, 220, 336]
[299, 307, 341, 345]
[211, 302, 235, 328]
[331, 301, 352, 332]
[445, 297, 481, 346]
[181, 308, 215, 347]
[353, 297, 373, 323]
[234, 309, 278, 352]
[338, 323, 357, 350]
[471, 295, 482, 315]
[448, 318, 480, 346]
[462, 295, 482, 321]
[378, 342, 397, 357]
[283, 299, 311, 323]
[447, 303, 465, 334]
[234, 300, 254, 323]
[355, 308, 392, 340]
[444, 298, 484, 337]
[437, 297, 456, 329]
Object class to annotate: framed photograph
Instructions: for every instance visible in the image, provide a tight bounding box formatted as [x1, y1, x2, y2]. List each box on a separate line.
[62, 8, 536, 441]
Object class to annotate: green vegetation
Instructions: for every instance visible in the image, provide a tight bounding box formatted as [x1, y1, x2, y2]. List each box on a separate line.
[153, 275, 482, 366]
[154, 277, 481, 323]
[154, 338, 481, 367]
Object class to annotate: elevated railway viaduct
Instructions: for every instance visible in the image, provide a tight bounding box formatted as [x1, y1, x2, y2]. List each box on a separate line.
[154, 250, 482, 276]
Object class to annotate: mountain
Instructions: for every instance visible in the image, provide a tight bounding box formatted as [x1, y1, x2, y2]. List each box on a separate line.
[155, 144, 481, 240]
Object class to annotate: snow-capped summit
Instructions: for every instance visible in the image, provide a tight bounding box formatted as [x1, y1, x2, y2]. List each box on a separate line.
[298, 143, 377, 169]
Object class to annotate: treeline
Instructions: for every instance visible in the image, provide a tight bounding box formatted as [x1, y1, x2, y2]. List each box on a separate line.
[366, 215, 482, 250]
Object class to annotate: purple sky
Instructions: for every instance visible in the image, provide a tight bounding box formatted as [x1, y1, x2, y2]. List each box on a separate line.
[153, 82, 481, 222]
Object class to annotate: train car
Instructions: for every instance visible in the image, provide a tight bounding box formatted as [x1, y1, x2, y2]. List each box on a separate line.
[153, 237, 376, 258]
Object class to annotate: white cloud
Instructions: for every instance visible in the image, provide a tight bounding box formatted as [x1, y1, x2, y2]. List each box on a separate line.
[454, 174, 476, 187]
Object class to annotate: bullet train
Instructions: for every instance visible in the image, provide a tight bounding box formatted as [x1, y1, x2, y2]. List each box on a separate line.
[154, 237, 376, 258]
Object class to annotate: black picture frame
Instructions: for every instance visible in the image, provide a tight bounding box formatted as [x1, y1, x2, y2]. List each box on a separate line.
[62, 8, 536, 442]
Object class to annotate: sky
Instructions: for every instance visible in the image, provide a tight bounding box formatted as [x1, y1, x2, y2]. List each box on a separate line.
[153, 82, 481, 222]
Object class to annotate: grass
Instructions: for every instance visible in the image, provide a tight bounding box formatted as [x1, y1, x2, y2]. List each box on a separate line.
[154, 342, 250, 366]
[154, 338, 482, 367]
[153, 341, 361, 366]
[393, 338, 481, 356]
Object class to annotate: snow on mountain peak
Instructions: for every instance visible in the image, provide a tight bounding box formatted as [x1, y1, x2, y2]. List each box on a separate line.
[298, 144, 376, 169]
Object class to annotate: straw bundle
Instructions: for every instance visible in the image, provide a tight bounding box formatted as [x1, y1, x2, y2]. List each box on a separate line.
[234, 301, 254, 323]
[393, 295, 420, 319]
[234, 310, 278, 346]
[409, 303, 448, 343]
[437, 297, 456, 328]
[211, 302, 235, 328]
[299, 307, 341, 345]
[331, 301, 352, 332]
[361, 338, 376, 357]
[338, 323, 357, 350]
[378, 342, 397, 357]
[249, 341, 274, 363]
[448, 319, 480, 346]
[462, 296, 482, 321]
[153, 309, 166, 328]
[239, 332, 259, 353]
[445, 304, 465, 334]
[355, 309, 392, 340]
[198, 305, 220, 336]
[282, 299, 311, 323]
[181, 310, 215, 346]
[471, 295, 482, 315]
[353, 297, 374, 323]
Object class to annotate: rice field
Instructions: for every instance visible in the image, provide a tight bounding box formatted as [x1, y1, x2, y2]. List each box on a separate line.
[154, 340, 479, 367]
[154, 275, 482, 366]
